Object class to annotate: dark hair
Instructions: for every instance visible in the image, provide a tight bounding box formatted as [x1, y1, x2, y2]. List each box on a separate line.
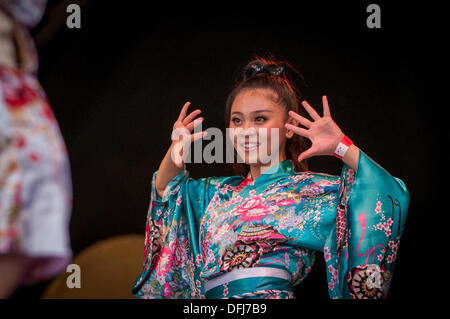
[225, 55, 309, 177]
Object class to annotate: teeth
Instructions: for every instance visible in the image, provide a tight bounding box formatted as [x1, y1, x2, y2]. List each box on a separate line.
[241, 143, 259, 148]
[239, 142, 259, 152]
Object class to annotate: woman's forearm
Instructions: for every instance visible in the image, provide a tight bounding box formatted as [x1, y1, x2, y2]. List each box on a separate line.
[155, 142, 183, 197]
[342, 144, 359, 171]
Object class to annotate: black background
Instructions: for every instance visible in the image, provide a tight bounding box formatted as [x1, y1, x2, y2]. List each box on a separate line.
[9, 0, 442, 301]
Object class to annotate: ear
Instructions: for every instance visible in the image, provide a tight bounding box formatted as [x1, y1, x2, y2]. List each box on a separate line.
[285, 117, 297, 139]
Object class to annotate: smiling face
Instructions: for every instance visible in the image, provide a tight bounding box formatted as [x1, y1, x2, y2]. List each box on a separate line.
[228, 88, 293, 168]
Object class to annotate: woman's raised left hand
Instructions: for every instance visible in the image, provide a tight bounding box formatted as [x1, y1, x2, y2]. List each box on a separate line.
[285, 95, 345, 162]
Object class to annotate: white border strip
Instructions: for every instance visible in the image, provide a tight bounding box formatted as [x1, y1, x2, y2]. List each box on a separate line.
[204, 267, 291, 292]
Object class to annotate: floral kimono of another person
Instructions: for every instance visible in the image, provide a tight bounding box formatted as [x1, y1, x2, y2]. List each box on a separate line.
[132, 149, 409, 299]
[0, 0, 72, 298]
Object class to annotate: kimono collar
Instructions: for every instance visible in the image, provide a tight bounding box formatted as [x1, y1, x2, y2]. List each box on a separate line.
[243, 159, 295, 186]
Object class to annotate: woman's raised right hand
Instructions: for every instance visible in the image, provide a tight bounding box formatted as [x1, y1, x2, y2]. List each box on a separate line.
[171, 101, 207, 167]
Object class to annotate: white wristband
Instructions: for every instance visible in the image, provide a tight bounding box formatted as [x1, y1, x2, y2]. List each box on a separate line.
[333, 136, 353, 159]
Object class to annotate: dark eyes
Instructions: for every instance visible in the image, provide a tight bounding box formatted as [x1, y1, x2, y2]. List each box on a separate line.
[231, 118, 242, 125]
[231, 117, 266, 125]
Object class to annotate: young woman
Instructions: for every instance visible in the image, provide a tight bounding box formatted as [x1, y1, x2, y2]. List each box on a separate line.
[132, 57, 409, 299]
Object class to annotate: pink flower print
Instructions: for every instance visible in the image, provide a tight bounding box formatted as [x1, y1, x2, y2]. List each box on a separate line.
[224, 201, 231, 207]
[376, 223, 384, 230]
[223, 282, 229, 297]
[42, 104, 56, 122]
[346, 170, 355, 184]
[328, 276, 336, 290]
[3, 78, 38, 107]
[156, 247, 173, 278]
[377, 254, 384, 262]
[196, 280, 202, 288]
[375, 206, 382, 214]
[392, 244, 398, 253]
[249, 190, 256, 196]
[163, 283, 172, 298]
[392, 251, 397, 260]
[387, 255, 394, 263]
[375, 201, 382, 211]
[386, 218, 393, 227]
[239, 206, 271, 222]
[221, 188, 228, 195]
[201, 240, 211, 262]
[212, 194, 220, 204]
[332, 268, 338, 277]
[388, 240, 395, 248]
[16, 135, 26, 148]
[236, 195, 272, 222]
[176, 195, 182, 206]
[319, 180, 333, 186]
[172, 240, 188, 267]
[28, 153, 40, 162]
[323, 246, 331, 262]
[276, 199, 295, 207]
[328, 265, 338, 277]
[385, 228, 392, 237]
[195, 254, 202, 267]
[240, 196, 263, 210]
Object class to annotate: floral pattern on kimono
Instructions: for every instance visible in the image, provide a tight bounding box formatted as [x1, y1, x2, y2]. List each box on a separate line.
[0, 54, 72, 286]
[132, 151, 409, 299]
[0, 1, 72, 285]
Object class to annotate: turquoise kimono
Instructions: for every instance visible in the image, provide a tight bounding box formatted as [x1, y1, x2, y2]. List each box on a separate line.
[132, 150, 409, 299]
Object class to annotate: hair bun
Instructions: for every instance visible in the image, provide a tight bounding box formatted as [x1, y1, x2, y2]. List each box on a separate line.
[243, 61, 285, 80]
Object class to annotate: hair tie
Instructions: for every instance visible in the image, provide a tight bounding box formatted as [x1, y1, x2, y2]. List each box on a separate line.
[245, 62, 285, 78]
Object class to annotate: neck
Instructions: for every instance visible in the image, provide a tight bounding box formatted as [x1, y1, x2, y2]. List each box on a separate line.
[248, 152, 286, 180]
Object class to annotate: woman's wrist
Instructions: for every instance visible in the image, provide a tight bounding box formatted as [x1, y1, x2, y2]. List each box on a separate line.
[331, 134, 359, 171]
[155, 142, 183, 196]
[342, 144, 359, 171]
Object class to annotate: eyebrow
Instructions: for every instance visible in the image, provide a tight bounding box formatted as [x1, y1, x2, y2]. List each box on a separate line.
[231, 110, 274, 115]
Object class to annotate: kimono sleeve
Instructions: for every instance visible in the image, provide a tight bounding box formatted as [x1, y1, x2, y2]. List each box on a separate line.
[323, 150, 410, 299]
[131, 167, 224, 299]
